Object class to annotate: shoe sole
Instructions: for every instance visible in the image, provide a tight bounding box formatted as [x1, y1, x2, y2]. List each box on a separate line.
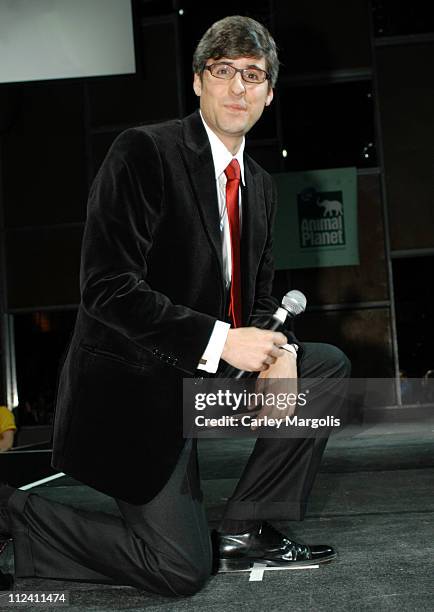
[218, 552, 337, 572]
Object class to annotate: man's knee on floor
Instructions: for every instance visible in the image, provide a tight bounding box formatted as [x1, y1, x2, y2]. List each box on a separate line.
[160, 562, 211, 597]
[131, 548, 212, 597]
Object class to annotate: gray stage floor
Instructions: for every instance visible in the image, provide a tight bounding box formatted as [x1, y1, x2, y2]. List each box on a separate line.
[1, 418, 434, 611]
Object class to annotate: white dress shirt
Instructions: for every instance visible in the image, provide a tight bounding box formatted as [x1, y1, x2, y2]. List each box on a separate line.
[197, 112, 240, 372]
[197, 112, 297, 373]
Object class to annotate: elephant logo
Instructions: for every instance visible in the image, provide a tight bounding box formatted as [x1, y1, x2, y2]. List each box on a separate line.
[297, 188, 345, 248]
[317, 199, 343, 217]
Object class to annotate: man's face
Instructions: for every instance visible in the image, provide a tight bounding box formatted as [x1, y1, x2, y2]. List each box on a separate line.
[193, 56, 273, 151]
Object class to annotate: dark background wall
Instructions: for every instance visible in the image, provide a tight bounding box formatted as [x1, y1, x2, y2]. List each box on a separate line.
[1, 0, 434, 423]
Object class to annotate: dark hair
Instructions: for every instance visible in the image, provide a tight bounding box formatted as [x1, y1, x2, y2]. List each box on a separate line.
[192, 15, 279, 87]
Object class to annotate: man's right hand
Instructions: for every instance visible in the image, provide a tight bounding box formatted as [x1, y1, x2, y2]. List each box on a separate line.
[220, 327, 288, 372]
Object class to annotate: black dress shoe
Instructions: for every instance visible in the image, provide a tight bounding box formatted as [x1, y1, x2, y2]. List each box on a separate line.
[0, 570, 13, 591]
[0, 485, 14, 541]
[0, 485, 14, 557]
[0, 485, 14, 590]
[217, 522, 336, 572]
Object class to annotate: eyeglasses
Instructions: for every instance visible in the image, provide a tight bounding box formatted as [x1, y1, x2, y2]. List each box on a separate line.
[203, 62, 269, 84]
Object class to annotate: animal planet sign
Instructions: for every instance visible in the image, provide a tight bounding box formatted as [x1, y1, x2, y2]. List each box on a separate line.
[272, 167, 359, 269]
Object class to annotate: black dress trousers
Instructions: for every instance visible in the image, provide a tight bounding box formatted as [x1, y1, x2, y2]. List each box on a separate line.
[222, 342, 351, 521]
[8, 440, 212, 596]
[6, 342, 349, 594]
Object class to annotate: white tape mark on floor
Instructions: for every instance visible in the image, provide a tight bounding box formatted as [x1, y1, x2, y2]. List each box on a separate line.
[249, 564, 266, 581]
[249, 562, 320, 581]
[19, 472, 65, 491]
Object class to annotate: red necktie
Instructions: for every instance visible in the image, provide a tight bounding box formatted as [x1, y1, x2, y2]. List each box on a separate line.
[224, 159, 242, 328]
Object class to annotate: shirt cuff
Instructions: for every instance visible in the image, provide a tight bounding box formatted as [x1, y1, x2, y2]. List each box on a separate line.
[280, 343, 298, 358]
[197, 321, 231, 373]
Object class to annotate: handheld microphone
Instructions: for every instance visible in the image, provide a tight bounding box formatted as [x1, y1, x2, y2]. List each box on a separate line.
[227, 290, 307, 379]
[268, 289, 307, 330]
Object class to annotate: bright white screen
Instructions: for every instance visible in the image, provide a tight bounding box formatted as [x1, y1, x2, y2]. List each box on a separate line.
[0, 0, 136, 83]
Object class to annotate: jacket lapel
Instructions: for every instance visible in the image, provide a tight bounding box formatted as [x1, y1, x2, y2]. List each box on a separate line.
[178, 112, 268, 324]
[178, 112, 224, 281]
[241, 157, 267, 323]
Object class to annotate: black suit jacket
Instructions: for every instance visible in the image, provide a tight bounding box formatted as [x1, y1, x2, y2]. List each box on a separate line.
[52, 111, 292, 503]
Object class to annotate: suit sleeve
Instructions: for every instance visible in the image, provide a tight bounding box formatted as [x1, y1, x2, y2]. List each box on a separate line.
[248, 176, 301, 351]
[80, 128, 217, 374]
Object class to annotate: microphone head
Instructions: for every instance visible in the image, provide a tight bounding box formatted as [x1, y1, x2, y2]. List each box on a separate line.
[282, 290, 307, 316]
